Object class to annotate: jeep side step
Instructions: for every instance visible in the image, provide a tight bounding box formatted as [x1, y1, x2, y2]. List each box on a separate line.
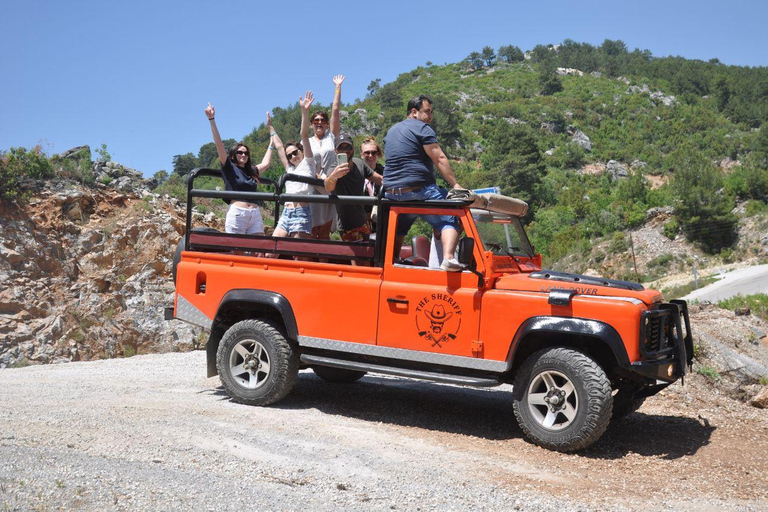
[300, 354, 501, 388]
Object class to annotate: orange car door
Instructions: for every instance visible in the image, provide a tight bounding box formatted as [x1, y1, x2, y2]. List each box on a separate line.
[376, 208, 482, 358]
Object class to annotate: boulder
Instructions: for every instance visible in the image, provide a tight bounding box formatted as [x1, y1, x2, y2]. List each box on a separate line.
[59, 146, 91, 160]
[606, 160, 629, 181]
[571, 130, 592, 151]
[751, 387, 768, 409]
[650, 91, 677, 106]
[627, 84, 651, 94]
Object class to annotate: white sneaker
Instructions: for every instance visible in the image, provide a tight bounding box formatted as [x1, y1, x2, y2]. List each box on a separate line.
[440, 258, 465, 272]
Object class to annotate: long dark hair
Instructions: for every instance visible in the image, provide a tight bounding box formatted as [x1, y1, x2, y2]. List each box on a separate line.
[228, 142, 254, 172]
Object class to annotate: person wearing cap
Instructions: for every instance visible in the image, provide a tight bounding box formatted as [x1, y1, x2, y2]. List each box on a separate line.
[382, 95, 465, 271]
[323, 134, 383, 249]
[308, 75, 345, 240]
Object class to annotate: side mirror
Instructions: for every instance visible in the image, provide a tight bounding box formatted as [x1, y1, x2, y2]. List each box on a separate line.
[457, 237, 484, 287]
[457, 237, 474, 266]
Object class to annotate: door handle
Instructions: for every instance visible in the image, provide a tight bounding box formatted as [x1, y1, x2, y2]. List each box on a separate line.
[387, 297, 409, 305]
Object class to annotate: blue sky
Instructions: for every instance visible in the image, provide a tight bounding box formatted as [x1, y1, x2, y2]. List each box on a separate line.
[2, 0, 767, 177]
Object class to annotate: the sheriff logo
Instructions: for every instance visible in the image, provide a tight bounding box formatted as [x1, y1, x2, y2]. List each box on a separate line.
[415, 294, 462, 348]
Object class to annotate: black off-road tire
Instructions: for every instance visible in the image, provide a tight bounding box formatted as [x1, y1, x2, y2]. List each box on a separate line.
[512, 347, 612, 452]
[312, 366, 367, 383]
[216, 319, 298, 406]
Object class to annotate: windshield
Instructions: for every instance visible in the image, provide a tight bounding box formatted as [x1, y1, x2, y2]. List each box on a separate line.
[470, 209, 535, 258]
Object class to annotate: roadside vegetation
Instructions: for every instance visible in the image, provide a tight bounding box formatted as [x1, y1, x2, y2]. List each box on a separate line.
[719, 293, 768, 321]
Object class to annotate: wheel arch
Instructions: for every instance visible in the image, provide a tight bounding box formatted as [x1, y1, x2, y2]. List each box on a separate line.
[206, 289, 298, 378]
[506, 316, 630, 380]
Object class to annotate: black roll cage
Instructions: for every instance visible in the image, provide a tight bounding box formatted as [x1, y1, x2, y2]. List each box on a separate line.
[183, 167, 472, 265]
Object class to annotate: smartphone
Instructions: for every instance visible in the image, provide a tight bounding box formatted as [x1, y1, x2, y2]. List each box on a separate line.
[337, 154, 348, 165]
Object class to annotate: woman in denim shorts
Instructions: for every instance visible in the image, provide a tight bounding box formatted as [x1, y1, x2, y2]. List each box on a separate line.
[273, 91, 317, 240]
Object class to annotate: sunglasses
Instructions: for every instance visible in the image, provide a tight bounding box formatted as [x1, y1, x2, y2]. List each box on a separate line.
[362, 150, 378, 156]
[337, 145, 353, 152]
[236, 150, 249, 156]
[286, 149, 300, 159]
[312, 118, 327, 124]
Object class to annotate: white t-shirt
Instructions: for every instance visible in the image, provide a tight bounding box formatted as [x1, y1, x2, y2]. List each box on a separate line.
[309, 132, 338, 227]
[285, 157, 316, 195]
[309, 132, 337, 178]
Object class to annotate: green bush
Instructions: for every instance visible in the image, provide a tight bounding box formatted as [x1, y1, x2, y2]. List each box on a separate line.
[718, 293, 768, 321]
[0, 146, 54, 202]
[745, 200, 768, 216]
[662, 218, 679, 239]
[53, 148, 94, 185]
[609, 232, 628, 253]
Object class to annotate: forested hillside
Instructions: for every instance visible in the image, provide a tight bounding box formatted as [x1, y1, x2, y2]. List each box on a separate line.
[6, 40, 768, 271]
[163, 40, 768, 269]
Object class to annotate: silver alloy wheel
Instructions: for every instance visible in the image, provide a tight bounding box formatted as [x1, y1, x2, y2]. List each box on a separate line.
[526, 369, 578, 431]
[228, 339, 271, 390]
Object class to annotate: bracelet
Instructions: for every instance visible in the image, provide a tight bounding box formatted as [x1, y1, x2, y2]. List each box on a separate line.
[270, 132, 277, 137]
[335, 87, 341, 92]
[269, 146, 276, 150]
[208, 118, 214, 121]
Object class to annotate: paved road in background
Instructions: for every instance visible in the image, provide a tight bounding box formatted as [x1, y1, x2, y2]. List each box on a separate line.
[682, 264, 768, 302]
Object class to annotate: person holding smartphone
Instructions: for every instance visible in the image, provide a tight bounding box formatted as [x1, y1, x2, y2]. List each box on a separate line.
[323, 134, 382, 246]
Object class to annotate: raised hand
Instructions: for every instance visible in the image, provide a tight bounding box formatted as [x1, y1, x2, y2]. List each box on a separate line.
[332, 75, 345, 87]
[266, 111, 272, 127]
[205, 102, 215, 120]
[299, 90, 315, 111]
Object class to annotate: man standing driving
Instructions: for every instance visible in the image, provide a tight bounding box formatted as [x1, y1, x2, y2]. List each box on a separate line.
[383, 95, 464, 271]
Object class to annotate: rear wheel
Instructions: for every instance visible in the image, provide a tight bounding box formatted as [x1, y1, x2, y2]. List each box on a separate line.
[312, 366, 367, 383]
[513, 347, 612, 452]
[216, 320, 298, 406]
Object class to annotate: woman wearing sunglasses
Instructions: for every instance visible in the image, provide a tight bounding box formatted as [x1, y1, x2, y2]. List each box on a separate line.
[308, 74, 345, 240]
[204, 102, 277, 235]
[359, 137, 384, 228]
[272, 91, 317, 243]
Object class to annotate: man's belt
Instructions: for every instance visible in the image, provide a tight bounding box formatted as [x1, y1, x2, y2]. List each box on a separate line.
[388, 185, 425, 194]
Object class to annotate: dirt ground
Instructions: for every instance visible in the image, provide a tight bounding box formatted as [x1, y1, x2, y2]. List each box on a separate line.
[1, 351, 766, 511]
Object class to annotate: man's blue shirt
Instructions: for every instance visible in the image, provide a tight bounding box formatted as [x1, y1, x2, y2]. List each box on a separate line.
[383, 118, 438, 189]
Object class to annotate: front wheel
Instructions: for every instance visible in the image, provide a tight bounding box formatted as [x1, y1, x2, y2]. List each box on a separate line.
[513, 347, 612, 452]
[216, 320, 298, 406]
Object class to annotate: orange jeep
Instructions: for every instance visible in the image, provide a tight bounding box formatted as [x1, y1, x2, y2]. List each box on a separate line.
[168, 168, 693, 452]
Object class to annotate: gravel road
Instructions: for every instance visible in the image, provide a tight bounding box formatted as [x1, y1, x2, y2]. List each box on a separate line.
[1, 352, 767, 511]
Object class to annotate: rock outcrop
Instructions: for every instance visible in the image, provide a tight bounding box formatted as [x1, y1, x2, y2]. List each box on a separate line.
[0, 176, 218, 368]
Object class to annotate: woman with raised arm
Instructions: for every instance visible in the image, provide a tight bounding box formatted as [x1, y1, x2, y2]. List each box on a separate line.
[204, 103, 278, 234]
[308, 74, 345, 240]
[272, 91, 317, 242]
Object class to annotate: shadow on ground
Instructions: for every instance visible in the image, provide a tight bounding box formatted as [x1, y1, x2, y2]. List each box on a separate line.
[583, 413, 715, 459]
[209, 371, 715, 458]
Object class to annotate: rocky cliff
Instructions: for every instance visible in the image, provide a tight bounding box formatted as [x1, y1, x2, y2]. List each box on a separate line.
[0, 163, 219, 368]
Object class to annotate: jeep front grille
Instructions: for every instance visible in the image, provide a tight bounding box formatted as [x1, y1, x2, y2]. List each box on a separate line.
[640, 308, 677, 358]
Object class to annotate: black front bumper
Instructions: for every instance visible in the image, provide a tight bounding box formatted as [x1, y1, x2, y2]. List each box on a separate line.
[630, 300, 693, 383]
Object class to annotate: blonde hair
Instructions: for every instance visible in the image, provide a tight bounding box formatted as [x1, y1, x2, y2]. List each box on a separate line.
[360, 137, 382, 156]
